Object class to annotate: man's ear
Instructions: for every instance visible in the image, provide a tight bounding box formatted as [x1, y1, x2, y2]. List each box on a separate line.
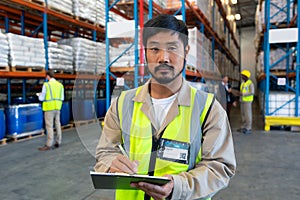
[185, 45, 190, 56]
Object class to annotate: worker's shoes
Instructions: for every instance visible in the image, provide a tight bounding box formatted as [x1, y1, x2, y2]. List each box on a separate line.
[243, 129, 252, 134]
[237, 128, 246, 133]
[38, 145, 51, 151]
[54, 143, 59, 148]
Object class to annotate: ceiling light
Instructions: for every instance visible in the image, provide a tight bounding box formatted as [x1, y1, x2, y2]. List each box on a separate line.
[235, 14, 241, 20]
[227, 15, 235, 21]
[231, 0, 238, 4]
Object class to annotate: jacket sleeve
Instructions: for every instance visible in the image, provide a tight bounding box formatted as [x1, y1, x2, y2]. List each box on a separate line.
[38, 84, 47, 101]
[171, 100, 237, 199]
[94, 98, 123, 172]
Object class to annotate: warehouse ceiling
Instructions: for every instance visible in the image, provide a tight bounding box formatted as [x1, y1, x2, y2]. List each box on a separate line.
[231, 0, 258, 28]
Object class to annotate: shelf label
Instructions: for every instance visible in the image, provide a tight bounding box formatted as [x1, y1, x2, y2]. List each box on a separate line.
[116, 78, 125, 86]
[277, 78, 286, 86]
[269, 28, 298, 44]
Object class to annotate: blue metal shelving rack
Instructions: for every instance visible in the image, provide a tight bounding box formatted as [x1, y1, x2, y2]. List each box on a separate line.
[1, 0, 103, 106]
[263, 0, 300, 130]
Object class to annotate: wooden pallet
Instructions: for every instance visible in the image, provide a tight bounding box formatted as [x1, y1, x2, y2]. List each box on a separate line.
[0, 138, 7, 146]
[53, 123, 74, 132]
[0, 66, 9, 72]
[74, 16, 96, 26]
[98, 117, 104, 122]
[6, 129, 45, 142]
[73, 119, 98, 127]
[53, 69, 74, 75]
[61, 123, 74, 131]
[25, 0, 45, 7]
[75, 71, 95, 75]
[11, 66, 46, 73]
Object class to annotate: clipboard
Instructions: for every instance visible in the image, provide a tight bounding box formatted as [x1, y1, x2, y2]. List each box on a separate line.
[90, 171, 171, 190]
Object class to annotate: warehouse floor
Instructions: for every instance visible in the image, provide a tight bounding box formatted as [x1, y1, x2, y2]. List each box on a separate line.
[1, 101, 300, 200]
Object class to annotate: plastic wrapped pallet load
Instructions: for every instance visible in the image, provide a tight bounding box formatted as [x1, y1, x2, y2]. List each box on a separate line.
[110, 43, 135, 68]
[7, 33, 46, 68]
[48, 0, 73, 15]
[96, 0, 105, 26]
[96, 42, 106, 73]
[0, 32, 9, 67]
[73, 0, 105, 24]
[73, 0, 94, 21]
[59, 37, 104, 73]
[48, 41, 73, 72]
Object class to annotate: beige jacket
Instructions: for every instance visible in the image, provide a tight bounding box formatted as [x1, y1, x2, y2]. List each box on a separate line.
[94, 80, 236, 199]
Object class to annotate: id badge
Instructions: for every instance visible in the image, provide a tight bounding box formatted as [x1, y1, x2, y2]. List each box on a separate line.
[157, 138, 190, 164]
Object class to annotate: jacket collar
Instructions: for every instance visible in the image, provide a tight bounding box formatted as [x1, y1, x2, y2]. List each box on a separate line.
[133, 78, 191, 106]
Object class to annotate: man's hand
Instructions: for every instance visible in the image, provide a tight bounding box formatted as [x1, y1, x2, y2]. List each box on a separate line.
[233, 101, 238, 107]
[130, 175, 174, 200]
[109, 155, 138, 174]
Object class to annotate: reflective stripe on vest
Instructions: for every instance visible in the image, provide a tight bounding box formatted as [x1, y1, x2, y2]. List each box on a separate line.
[240, 80, 253, 102]
[42, 81, 63, 111]
[116, 86, 214, 200]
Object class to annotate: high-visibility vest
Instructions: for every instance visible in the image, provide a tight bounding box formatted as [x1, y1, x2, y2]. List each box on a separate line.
[42, 80, 63, 111]
[240, 79, 254, 102]
[116, 86, 214, 200]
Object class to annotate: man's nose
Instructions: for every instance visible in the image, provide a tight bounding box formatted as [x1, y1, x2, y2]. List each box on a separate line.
[158, 49, 170, 64]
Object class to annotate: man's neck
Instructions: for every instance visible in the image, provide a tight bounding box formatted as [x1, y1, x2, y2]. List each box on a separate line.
[149, 77, 183, 99]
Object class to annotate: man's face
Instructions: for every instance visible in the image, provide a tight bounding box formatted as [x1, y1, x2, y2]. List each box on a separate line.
[223, 76, 228, 83]
[145, 31, 188, 84]
[241, 75, 247, 81]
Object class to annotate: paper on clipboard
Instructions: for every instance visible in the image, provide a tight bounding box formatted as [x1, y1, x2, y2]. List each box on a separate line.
[90, 171, 171, 190]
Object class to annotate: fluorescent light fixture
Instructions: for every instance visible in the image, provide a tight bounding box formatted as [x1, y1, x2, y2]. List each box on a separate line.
[231, 0, 238, 4]
[227, 15, 235, 21]
[235, 14, 241, 20]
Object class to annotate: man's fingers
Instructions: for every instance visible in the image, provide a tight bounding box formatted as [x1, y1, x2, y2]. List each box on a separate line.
[134, 181, 173, 200]
[110, 155, 138, 174]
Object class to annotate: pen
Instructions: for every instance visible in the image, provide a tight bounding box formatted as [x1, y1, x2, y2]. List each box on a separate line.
[117, 144, 129, 158]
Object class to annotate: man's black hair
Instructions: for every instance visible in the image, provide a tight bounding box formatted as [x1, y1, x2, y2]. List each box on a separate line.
[142, 14, 189, 48]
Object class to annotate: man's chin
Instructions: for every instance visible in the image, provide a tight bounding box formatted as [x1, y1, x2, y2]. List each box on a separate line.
[153, 77, 173, 84]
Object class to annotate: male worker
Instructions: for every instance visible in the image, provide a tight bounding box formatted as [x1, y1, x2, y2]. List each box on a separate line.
[95, 14, 236, 199]
[239, 69, 254, 134]
[221, 75, 237, 120]
[38, 70, 64, 151]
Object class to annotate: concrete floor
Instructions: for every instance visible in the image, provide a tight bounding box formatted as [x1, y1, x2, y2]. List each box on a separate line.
[1, 101, 300, 200]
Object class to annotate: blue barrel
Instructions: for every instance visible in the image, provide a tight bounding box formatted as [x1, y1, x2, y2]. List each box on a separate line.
[97, 99, 106, 118]
[12, 97, 24, 105]
[26, 104, 43, 132]
[27, 96, 39, 103]
[60, 101, 70, 126]
[0, 108, 5, 139]
[72, 99, 95, 121]
[6, 105, 27, 135]
[6, 104, 43, 135]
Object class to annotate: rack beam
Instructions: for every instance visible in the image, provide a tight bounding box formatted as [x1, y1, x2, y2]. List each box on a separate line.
[0, 0, 105, 33]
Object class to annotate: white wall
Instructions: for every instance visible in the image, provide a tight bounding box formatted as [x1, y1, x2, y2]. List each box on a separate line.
[240, 27, 257, 92]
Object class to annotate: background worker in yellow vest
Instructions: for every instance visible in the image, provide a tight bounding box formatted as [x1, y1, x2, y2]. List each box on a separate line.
[239, 70, 254, 134]
[37, 70, 64, 151]
[94, 14, 236, 200]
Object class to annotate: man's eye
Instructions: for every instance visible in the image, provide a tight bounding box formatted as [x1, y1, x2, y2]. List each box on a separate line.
[168, 47, 177, 51]
[150, 47, 159, 52]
